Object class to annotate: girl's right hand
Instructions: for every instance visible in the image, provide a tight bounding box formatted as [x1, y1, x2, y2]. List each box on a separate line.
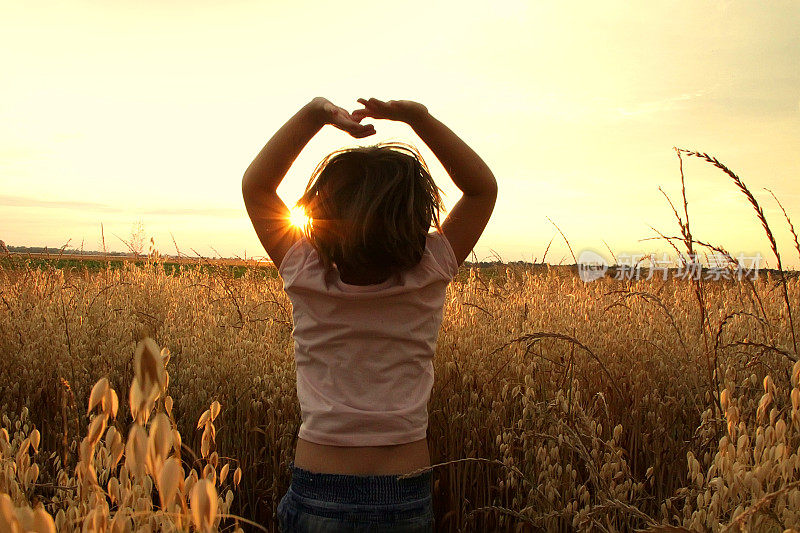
[310, 97, 376, 139]
[351, 98, 429, 125]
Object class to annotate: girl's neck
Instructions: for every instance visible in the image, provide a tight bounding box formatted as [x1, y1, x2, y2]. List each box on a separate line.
[336, 264, 390, 286]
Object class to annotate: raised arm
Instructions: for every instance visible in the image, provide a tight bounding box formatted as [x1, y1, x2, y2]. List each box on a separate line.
[242, 97, 375, 269]
[352, 99, 497, 266]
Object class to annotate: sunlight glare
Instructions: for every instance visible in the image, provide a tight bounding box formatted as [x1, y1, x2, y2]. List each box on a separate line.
[288, 206, 311, 229]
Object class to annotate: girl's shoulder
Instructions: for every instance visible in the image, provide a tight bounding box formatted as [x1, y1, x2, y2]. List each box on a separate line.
[423, 230, 459, 281]
[277, 236, 317, 285]
[278, 231, 459, 290]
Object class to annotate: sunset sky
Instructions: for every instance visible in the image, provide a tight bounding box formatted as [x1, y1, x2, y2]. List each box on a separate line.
[2, 1, 799, 268]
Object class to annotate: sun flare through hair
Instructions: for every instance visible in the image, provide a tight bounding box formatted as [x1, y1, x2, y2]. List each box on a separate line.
[296, 142, 445, 278]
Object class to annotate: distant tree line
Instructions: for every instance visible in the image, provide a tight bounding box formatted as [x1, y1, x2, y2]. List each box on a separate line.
[5, 245, 145, 257]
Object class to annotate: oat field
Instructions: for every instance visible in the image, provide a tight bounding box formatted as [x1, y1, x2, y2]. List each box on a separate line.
[1, 256, 798, 532]
[2, 152, 800, 532]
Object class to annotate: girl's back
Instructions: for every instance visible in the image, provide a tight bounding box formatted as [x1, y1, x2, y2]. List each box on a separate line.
[242, 97, 496, 532]
[280, 229, 458, 449]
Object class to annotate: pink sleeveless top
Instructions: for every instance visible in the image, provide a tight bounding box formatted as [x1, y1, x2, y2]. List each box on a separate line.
[278, 230, 459, 446]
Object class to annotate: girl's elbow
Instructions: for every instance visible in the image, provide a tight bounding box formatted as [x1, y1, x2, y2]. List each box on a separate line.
[486, 178, 498, 197]
[479, 177, 498, 199]
[242, 173, 260, 198]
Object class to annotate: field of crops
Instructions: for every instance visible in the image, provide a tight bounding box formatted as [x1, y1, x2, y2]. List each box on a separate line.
[1, 147, 799, 533]
[1, 246, 799, 532]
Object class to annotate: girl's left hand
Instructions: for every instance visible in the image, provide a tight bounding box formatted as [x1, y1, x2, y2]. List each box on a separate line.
[310, 97, 376, 139]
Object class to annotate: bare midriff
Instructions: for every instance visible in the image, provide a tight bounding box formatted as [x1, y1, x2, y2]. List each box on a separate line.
[294, 437, 430, 476]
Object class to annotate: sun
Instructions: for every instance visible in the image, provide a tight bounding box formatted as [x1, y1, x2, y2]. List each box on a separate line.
[288, 205, 311, 229]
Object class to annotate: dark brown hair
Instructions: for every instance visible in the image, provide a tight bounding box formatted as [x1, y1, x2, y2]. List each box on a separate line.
[296, 142, 444, 279]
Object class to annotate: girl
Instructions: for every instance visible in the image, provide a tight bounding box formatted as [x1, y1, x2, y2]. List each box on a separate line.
[242, 97, 497, 532]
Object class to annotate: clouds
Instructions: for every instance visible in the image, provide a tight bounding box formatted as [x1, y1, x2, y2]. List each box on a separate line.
[0, 195, 240, 218]
[0, 195, 117, 212]
[614, 88, 716, 119]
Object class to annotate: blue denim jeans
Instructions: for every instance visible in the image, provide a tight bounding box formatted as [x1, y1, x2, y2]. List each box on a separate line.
[276, 462, 434, 532]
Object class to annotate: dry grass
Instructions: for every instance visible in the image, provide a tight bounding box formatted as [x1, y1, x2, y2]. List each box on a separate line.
[1, 336, 245, 532]
[1, 151, 799, 532]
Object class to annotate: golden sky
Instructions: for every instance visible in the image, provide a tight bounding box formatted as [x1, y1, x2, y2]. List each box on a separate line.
[2, 0, 799, 268]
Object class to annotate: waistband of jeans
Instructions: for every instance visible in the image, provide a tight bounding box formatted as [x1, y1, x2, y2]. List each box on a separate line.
[287, 461, 432, 505]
